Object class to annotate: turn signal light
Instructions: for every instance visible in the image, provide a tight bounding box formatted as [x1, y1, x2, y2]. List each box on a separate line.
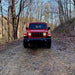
[23, 34, 26, 36]
[48, 34, 51, 37]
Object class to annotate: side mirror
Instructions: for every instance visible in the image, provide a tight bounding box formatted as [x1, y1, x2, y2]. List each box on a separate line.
[26, 27, 28, 30]
[48, 27, 50, 30]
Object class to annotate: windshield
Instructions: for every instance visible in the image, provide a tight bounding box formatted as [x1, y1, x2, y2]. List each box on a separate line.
[29, 23, 47, 29]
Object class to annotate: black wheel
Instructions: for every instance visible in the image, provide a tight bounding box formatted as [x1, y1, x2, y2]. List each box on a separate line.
[46, 40, 51, 48]
[23, 41, 28, 48]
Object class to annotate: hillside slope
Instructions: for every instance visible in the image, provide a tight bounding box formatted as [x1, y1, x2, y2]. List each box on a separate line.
[52, 18, 75, 47]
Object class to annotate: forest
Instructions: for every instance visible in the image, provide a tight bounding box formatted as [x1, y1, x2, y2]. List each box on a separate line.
[0, 0, 75, 43]
[0, 1, 75, 75]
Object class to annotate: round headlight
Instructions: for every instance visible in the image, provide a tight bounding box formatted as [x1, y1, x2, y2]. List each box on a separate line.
[43, 32, 46, 36]
[28, 33, 31, 36]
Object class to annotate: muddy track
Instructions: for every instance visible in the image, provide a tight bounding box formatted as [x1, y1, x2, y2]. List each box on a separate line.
[0, 39, 75, 75]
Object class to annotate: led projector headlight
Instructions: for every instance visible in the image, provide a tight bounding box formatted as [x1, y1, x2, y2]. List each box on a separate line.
[43, 32, 46, 36]
[28, 33, 31, 36]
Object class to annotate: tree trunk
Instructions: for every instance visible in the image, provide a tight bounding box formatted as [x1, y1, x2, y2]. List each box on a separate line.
[8, 7, 10, 41]
[66, 0, 69, 21]
[13, 27, 17, 39]
[74, 19, 75, 31]
[69, 0, 71, 20]
[73, 0, 75, 9]
[40, 2, 43, 21]
[1, 4, 3, 37]
[12, 0, 18, 40]
[58, 0, 64, 23]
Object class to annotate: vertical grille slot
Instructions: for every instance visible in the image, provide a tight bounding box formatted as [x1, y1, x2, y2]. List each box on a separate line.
[31, 32, 43, 37]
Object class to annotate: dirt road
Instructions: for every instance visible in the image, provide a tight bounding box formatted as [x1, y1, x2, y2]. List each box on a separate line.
[0, 39, 75, 75]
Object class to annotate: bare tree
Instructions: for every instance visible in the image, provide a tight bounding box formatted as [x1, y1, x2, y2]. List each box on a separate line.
[58, 0, 64, 23]
[73, 0, 75, 9]
[65, 0, 69, 21]
[0, 0, 3, 37]
[40, 2, 43, 21]
[69, 0, 71, 19]
[6, 0, 32, 40]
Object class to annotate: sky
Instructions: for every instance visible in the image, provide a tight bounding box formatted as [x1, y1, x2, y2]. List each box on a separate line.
[1, 0, 57, 16]
[0, 0, 75, 25]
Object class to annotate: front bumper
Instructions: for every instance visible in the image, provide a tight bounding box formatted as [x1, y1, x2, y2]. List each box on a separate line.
[23, 38, 51, 43]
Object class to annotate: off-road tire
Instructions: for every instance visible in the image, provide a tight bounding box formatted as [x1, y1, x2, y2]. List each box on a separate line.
[46, 40, 51, 48]
[23, 41, 28, 48]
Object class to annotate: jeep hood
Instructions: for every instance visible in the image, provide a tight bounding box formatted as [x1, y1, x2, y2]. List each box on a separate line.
[28, 29, 47, 33]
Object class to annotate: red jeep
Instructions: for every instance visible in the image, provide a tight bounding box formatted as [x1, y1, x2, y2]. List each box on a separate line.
[23, 22, 51, 48]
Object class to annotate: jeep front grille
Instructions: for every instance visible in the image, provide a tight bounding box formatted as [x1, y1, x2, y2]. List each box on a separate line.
[31, 32, 43, 38]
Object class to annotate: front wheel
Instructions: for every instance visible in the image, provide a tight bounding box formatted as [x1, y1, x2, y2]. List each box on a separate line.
[23, 41, 28, 48]
[46, 40, 51, 48]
